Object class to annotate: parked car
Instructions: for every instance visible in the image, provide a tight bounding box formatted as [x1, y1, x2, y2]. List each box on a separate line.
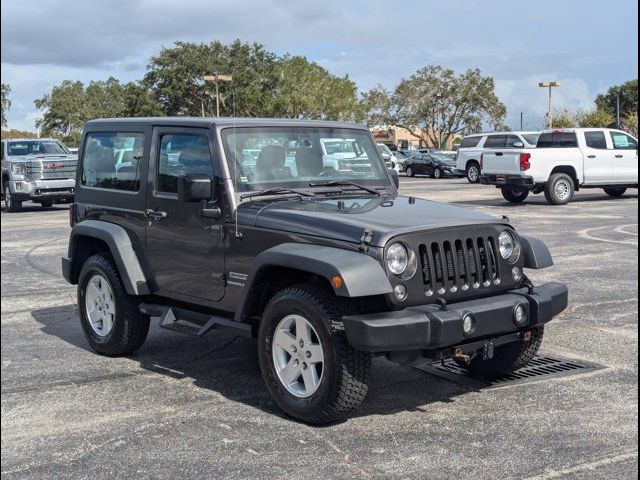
[456, 132, 540, 184]
[480, 128, 638, 205]
[394, 150, 410, 169]
[1, 138, 78, 212]
[61, 117, 567, 424]
[377, 143, 399, 171]
[404, 152, 460, 178]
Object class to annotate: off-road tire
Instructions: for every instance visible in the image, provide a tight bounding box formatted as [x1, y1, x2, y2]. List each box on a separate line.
[40, 200, 54, 208]
[405, 166, 415, 177]
[544, 173, 575, 205]
[4, 185, 22, 212]
[258, 284, 371, 425]
[501, 187, 530, 203]
[432, 167, 443, 179]
[603, 187, 627, 197]
[463, 327, 544, 377]
[78, 254, 149, 356]
[466, 161, 480, 184]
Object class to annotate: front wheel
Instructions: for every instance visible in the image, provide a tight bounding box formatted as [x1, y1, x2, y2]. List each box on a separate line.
[501, 187, 530, 203]
[432, 167, 443, 179]
[466, 162, 480, 183]
[40, 200, 54, 208]
[78, 254, 150, 356]
[258, 284, 371, 425]
[405, 166, 415, 177]
[544, 173, 575, 205]
[603, 187, 627, 197]
[463, 327, 544, 377]
[4, 185, 22, 212]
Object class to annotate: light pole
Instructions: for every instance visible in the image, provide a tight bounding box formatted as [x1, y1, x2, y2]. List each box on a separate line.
[203, 73, 233, 117]
[520, 112, 524, 131]
[616, 89, 623, 129]
[538, 81, 561, 128]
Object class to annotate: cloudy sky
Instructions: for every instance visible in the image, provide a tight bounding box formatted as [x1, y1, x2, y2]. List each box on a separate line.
[1, 0, 638, 131]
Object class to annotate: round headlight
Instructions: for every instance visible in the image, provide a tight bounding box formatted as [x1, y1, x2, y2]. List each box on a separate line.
[386, 242, 408, 275]
[499, 230, 521, 263]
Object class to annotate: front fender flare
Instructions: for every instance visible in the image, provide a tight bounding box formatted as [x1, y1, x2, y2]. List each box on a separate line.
[65, 220, 150, 295]
[521, 235, 554, 269]
[235, 243, 393, 322]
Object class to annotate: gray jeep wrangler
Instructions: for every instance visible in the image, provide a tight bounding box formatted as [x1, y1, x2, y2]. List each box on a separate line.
[62, 118, 568, 424]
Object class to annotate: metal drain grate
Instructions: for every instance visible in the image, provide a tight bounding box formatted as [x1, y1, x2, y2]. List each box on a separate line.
[415, 355, 602, 389]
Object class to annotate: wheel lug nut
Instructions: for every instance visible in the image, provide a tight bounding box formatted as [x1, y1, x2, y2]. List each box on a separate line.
[290, 345, 297, 353]
[305, 351, 311, 358]
[299, 340, 304, 347]
[302, 363, 307, 369]
[293, 360, 299, 367]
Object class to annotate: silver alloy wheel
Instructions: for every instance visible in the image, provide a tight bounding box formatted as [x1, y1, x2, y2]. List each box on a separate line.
[85, 273, 116, 336]
[4, 186, 11, 209]
[434, 168, 442, 178]
[272, 314, 325, 398]
[468, 165, 479, 182]
[406, 167, 413, 177]
[554, 179, 571, 201]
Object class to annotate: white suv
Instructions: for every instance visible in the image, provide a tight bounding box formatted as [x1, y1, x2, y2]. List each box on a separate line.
[456, 131, 539, 183]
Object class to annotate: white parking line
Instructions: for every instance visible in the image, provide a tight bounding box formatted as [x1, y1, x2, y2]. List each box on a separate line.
[523, 450, 638, 479]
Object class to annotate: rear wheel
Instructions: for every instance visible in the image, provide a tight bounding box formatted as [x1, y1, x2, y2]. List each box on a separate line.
[78, 254, 150, 356]
[501, 187, 530, 203]
[544, 173, 574, 205]
[603, 187, 627, 197]
[40, 200, 54, 208]
[466, 162, 480, 183]
[4, 185, 22, 212]
[258, 284, 371, 425]
[405, 166, 415, 177]
[463, 327, 544, 377]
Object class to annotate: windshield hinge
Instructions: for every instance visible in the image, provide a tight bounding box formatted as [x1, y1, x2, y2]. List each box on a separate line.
[358, 229, 373, 252]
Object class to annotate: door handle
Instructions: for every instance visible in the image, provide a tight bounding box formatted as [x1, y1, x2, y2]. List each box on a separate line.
[587, 155, 596, 159]
[615, 154, 623, 158]
[145, 209, 167, 221]
[495, 152, 503, 156]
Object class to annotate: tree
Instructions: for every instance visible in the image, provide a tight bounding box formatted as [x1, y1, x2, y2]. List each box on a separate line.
[144, 40, 279, 117]
[34, 77, 162, 144]
[550, 107, 577, 128]
[361, 66, 506, 148]
[576, 108, 614, 128]
[622, 112, 638, 137]
[595, 79, 638, 123]
[272, 56, 363, 121]
[1, 83, 11, 128]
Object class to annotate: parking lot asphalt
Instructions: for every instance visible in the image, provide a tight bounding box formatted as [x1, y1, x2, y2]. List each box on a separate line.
[1, 177, 638, 480]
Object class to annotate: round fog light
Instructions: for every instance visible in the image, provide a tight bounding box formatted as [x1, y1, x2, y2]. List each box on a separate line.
[462, 313, 475, 335]
[394, 284, 408, 301]
[512, 266, 522, 282]
[514, 304, 528, 326]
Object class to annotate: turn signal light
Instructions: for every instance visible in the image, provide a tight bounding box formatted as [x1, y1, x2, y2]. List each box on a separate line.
[519, 153, 531, 171]
[331, 275, 343, 289]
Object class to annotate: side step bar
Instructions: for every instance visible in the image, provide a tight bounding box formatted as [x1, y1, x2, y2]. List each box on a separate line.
[139, 303, 252, 338]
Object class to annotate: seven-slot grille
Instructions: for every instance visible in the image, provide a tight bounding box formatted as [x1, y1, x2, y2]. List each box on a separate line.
[25, 159, 77, 181]
[419, 236, 500, 296]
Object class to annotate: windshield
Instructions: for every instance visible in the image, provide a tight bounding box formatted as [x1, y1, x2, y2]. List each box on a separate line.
[221, 127, 391, 194]
[429, 153, 455, 163]
[522, 134, 540, 146]
[8, 140, 70, 156]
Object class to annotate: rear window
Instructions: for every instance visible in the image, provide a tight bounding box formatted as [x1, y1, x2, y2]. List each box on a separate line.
[81, 132, 144, 191]
[522, 134, 539, 146]
[584, 131, 607, 150]
[459, 136, 481, 148]
[537, 132, 578, 148]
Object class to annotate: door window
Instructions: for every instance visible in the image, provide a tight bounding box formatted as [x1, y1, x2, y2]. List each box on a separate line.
[584, 131, 607, 150]
[483, 135, 507, 148]
[81, 132, 144, 191]
[610, 132, 638, 150]
[157, 134, 213, 194]
[506, 135, 523, 148]
[537, 132, 578, 148]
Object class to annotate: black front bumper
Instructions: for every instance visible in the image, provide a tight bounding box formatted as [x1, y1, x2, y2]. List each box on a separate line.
[480, 174, 534, 187]
[342, 282, 568, 352]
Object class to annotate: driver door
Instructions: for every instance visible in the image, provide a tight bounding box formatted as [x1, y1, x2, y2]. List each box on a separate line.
[145, 127, 226, 305]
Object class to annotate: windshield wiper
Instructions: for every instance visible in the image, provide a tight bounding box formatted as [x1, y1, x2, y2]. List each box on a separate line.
[240, 187, 315, 201]
[308, 181, 382, 196]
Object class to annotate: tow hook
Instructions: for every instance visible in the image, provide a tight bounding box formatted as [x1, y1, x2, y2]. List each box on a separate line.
[452, 348, 472, 365]
[522, 330, 533, 342]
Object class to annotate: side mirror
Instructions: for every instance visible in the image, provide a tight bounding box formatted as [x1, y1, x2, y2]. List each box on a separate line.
[388, 169, 399, 189]
[512, 141, 524, 148]
[177, 174, 212, 202]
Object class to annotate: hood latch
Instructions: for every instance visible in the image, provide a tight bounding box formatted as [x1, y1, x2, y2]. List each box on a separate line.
[358, 229, 373, 252]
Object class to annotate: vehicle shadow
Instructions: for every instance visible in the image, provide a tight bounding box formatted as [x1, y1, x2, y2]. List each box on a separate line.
[31, 304, 475, 423]
[454, 192, 639, 208]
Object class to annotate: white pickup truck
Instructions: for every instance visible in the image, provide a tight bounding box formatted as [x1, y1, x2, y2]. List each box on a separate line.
[479, 128, 638, 205]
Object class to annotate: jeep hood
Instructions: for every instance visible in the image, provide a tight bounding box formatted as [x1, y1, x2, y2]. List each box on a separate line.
[237, 195, 505, 247]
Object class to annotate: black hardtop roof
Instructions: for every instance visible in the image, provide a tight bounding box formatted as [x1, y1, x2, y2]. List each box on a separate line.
[85, 117, 366, 130]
